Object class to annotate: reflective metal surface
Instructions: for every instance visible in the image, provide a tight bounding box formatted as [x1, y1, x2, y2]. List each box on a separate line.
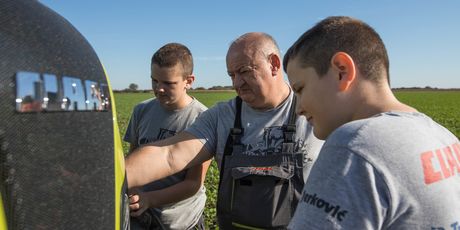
[15, 71, 111, 112]
[15, 71, 43, 112]
[43, 74, 60, 111]
[85, 80, 102, 111]
[62, 76, 85, 111]
[100, 83, 111, 111]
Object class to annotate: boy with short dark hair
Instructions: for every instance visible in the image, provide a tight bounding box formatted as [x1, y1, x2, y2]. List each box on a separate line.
[125, 43, 210, 230]
[284, 16, 460, 229]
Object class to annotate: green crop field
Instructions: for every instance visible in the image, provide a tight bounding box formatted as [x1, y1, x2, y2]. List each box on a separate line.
[394, 90, 460, 138]
[114, 90, 459, 229]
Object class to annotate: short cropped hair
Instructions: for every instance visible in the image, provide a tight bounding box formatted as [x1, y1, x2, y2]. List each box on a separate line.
[232, 32, 281, 57]
[151, 43, 193, 78]
[284, 16, 389, 84]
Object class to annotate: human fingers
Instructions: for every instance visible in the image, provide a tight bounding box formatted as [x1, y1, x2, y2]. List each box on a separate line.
[129, 202, 140, 211]
[129, 194, 140, 204]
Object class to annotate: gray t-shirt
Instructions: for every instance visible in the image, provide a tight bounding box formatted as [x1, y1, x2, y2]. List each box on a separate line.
[289, 112, 460, 230]
[186, 90, 324, 181]
[124, 97, 207, 230]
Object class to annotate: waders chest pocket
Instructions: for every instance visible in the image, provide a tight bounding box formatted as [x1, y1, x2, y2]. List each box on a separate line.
[229, 165, 295, 228]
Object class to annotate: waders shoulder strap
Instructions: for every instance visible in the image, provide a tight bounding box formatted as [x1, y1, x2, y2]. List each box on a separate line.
[283, 95, 297, 143]
[219, 96, 243, 190]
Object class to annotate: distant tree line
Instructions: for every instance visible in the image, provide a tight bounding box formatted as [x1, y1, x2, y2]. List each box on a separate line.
[113, 83, 460, 93]
[114, 84, 460, 93]
[392, 86, 460, 91]
[113, 83, 234, 93]
[197, 85, 234, 90]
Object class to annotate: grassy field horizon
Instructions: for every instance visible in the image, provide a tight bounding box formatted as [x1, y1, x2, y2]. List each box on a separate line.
[115, 90, 459, 229]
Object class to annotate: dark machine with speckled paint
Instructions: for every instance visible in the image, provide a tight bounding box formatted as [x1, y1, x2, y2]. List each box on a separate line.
[0, 0, 128, 229]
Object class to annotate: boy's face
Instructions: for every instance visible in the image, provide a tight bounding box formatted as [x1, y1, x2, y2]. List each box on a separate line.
[151, 63, 189, 109]
[287, 58, 346, 140]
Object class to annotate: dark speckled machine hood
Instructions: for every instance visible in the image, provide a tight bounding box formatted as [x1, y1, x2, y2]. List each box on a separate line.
[0, 0, 120, 229]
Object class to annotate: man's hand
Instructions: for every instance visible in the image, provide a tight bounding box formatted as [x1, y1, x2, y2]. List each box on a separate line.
[129, 189, 149, 217]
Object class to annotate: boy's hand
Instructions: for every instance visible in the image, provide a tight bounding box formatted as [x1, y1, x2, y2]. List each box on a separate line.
[129, 189, 149, 217]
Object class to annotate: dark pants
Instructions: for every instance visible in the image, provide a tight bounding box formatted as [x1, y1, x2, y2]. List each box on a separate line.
[130, 209, 206, 230]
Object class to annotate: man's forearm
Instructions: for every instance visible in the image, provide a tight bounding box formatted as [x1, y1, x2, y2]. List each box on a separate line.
[143, 179, 202, 208]
[125, 145, 174, 188]
[125, 132, 212, 188]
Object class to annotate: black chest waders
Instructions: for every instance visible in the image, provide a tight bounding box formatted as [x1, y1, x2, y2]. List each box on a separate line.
[217, 96, 305, 229]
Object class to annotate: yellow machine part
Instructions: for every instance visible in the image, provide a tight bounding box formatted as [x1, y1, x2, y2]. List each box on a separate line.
[105, 65, 127, 230]
[0, 192, 6, 230]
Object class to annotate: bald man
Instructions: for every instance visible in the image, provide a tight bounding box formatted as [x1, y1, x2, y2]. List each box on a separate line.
[126, 32, 323, 229]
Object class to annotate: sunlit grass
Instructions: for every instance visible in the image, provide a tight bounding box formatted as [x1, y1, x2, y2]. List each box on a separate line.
[394, 90, 460, 138]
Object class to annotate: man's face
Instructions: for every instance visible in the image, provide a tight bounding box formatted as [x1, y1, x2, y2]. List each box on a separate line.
[226, 45, 273, 109]
[151, 63, 188, 108]
[287, 58, 346, 140]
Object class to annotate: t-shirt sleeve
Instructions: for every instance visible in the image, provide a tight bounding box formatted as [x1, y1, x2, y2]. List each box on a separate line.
[123, 106, 139, 144]
[289, 145, 389, 230]
[185, 105, 220, 154]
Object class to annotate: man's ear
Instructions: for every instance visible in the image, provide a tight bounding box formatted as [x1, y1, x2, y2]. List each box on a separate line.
[269, 53, 281, 76]
[330, 52, 356, 91]
[185, 74, 195, 89]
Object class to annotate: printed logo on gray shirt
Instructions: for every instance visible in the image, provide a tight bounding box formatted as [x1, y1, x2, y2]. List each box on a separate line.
[157, 128, 176, 140]
[300, 192, 348, 222]
[241, 126, 307, 156]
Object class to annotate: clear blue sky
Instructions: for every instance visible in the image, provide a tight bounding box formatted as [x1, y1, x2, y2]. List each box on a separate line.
[39, 0, 460, 90]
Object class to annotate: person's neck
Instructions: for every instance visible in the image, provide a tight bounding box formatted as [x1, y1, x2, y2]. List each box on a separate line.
[163, 94, 193, 111]
[272, 82, 291, 108]
[253, 82, 290, 110]
[351, 84, 417, 121]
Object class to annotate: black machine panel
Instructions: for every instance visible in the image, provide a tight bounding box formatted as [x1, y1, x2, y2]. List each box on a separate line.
[1, 0, 117, 229]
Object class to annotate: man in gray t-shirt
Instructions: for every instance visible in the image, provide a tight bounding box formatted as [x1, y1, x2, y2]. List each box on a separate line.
[284, 16, 460, 229]
[125, 43, 210, 230]
[126, 32, 324, 229]
[186, 90, 321, 181]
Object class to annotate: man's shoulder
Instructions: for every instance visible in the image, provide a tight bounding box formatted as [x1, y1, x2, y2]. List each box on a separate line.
[188, 97, 236, 128]
[205, 97, 237, 113]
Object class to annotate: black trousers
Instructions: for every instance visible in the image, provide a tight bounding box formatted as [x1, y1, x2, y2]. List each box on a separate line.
[130, 209, 206, 230]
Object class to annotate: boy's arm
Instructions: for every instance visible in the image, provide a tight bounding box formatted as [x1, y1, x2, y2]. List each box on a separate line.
[129, 159, 212, 216]
[125, 131, 213, 189]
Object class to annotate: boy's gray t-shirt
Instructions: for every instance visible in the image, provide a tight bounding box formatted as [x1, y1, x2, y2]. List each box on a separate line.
[186, 90, 324, 180]
[289, 112, 460, 230]
[124, 97, 207, 230]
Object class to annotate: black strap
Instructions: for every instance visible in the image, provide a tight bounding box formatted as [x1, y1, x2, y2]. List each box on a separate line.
[218, 95, 297, 188]
[219, 96, 243, 190]
[223, 96, 243, 157]
[283, 95, 297, 143]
